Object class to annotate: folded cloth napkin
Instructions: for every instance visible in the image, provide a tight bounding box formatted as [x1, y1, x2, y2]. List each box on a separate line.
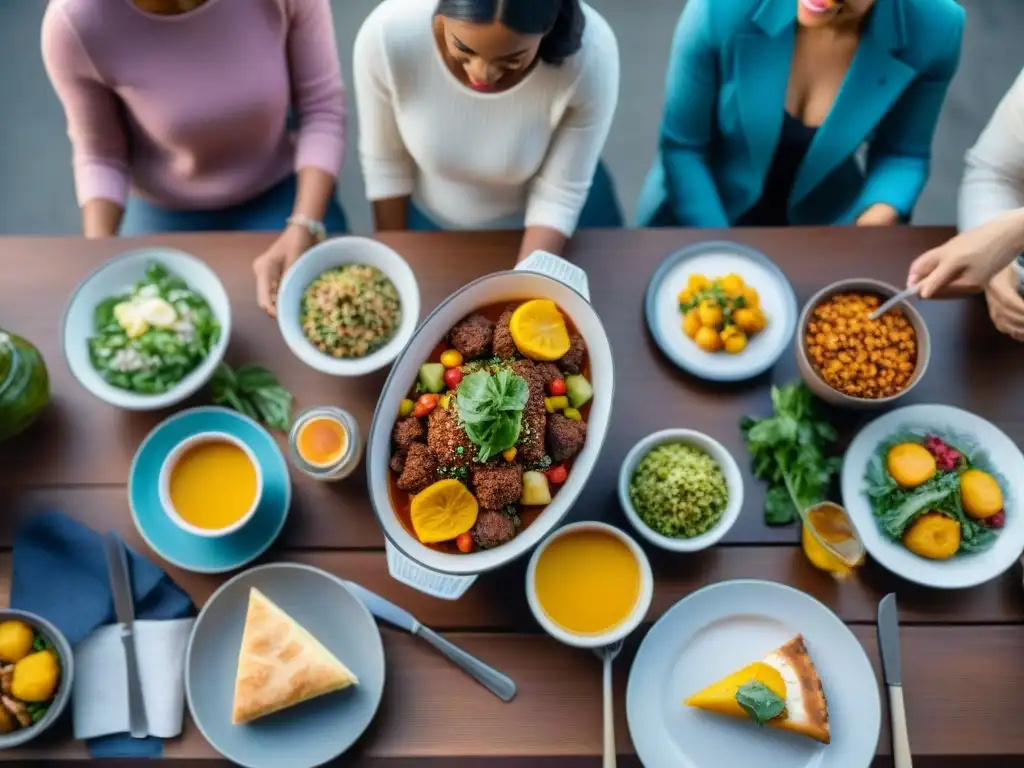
[11, 512, 195, 758]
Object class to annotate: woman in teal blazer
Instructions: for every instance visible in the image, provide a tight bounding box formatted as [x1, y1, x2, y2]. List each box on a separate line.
[636, 0, 964, 228]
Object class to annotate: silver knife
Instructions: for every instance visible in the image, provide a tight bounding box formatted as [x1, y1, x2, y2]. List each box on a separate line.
[345, 581, 516, 702]
[878, 593, 911, 768]
[103, 533, 149, 739]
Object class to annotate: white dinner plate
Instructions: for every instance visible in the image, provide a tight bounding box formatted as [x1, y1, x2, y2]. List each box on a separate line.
[841, 404, 1024, 589]
[627, 580, 880, 768]
[644, 241, 797, 381]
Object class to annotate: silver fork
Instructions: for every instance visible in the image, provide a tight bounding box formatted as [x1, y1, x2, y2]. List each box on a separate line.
[594, 640, 624, 768]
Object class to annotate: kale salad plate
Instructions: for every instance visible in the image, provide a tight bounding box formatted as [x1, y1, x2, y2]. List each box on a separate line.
[841, 404, 1024, 589]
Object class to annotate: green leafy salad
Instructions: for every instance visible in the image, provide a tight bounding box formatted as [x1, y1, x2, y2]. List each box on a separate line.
[864, 429, 1004, 557]
[88, 263, 220, 394]
[456, 367, 529, 462]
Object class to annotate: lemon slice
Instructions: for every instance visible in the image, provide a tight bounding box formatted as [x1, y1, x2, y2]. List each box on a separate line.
[136, 297, 178, 329]
[409, 479, 479, 544]
[113, 302, 149, 339]
[509, 299, 571, 361]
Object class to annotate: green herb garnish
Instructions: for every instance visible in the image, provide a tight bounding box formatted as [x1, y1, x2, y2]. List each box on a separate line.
[211, 363, 293, 431]
[740, 382, 841, 525]
[456, 368, 529, 462]
[735, 681, 786, 725]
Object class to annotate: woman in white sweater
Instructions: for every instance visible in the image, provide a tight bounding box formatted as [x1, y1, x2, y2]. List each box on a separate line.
[353, 0, 622, 260]
[952, 67, 1024, 338]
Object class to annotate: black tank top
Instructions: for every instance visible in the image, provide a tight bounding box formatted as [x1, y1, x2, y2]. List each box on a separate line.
[737, 113, 818, 227]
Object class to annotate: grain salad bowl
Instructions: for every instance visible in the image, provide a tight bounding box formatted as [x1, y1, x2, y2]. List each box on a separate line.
[276, 237, 420, 377]
[797, 278, 930, 410]
[0, 609, 74, 750]
[618, 429, 744, 553]
[62, 247, 230, 411]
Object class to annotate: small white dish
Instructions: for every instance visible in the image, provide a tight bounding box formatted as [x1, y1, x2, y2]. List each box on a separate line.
[644, 241, 797, 382]
[525, 521, 653, 649]
[158, 431, 264, 538]
[276, 236, 420, 377]
[62, 247, 231, 411]
[841, 403, 1024, 589]
[627, 580, 880, 768]
[619, 429, 744, 552]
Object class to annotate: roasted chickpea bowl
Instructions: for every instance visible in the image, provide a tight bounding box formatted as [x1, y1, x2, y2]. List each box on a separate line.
[797, 279, 930, 409]
[0, 610, 73, 749]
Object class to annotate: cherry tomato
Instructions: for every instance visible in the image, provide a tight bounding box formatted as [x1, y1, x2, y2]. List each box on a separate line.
[548, 378, 567, 396]
[440, 349, 464, 368]
[456, 532, 474, 553]
[443, 367, 463, 390]
[412, 393, 440, 418]
[398, 398, 415, 417]
[546, 464, 568, 485]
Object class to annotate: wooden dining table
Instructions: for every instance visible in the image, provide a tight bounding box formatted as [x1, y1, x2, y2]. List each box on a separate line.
[1, 226, 1023, 768]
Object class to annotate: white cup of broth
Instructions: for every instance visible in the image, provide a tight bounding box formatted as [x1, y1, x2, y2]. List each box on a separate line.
[526, 522, 653, 648]
[158, 432, 263, 538]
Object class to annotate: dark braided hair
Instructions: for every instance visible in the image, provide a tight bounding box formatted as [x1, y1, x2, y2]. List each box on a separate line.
[435, 0, 585, 66]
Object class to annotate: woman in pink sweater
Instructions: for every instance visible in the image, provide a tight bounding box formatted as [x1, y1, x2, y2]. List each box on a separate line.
[42, 0, 348, 316]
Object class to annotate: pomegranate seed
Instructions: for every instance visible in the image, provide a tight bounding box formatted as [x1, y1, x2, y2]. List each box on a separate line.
[990, 511, 1006, 528]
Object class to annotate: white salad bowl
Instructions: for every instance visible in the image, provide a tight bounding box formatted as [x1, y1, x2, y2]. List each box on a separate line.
[158, 431, 264, 538]
[276, 236, 420, 377]
[366, 252, 614, 578]
[62, 247, 231, 411]
[619, 429, 744, 552]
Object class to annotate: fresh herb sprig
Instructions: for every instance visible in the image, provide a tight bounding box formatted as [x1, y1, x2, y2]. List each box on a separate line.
[735, 680, 785, 726]
[456, 368, 529, 462]
[740, 382, 841, 525]
[211, 363, 293, 431]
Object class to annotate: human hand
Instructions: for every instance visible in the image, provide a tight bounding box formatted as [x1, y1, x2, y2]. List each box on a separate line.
[253, 225, 317, 317]
[985, 264, 1024, 341]
[855, 203, 900, 227]
[907, 210, 1024, 299]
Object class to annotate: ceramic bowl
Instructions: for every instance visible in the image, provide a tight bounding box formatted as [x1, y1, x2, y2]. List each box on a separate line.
[62, 247, 231, 411]
[365, 255, 614, 577]
[796, 278, 930, 410]
[0, 610, 74, 750]
[158, 431, 264, 538]
[525, 522, 653, 649]
[276, 236, 420, 377]
[619, 429, 744, 553]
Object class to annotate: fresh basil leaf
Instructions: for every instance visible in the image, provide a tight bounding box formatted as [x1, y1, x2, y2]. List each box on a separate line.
[455, 367, 528, 460]
[735, 681, 786, 726]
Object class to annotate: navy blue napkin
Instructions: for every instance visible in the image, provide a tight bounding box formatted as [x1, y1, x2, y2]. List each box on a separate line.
[11, 512, 195, 759]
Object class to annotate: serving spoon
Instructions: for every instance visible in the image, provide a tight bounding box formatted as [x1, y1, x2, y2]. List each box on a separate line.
[868, 285, 920, 321]
[595, 640, 624, 768]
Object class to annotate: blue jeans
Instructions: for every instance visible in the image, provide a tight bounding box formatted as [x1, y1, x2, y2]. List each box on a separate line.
[120, 174, 348, 235]
[409, 160, 624, 231]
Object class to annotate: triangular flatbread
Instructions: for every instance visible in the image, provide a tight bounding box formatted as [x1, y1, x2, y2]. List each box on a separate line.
[232, 587, 358, 724]
[684, 635, 829, 744]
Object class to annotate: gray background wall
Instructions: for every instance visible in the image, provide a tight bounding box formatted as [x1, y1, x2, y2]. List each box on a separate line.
[1, 0, 1021, 236]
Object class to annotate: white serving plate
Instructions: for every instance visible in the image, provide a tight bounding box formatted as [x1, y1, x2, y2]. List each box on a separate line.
[644, 241, 797, 382]
[627, 580, 880, 768]
[841, 403, 1024, 589]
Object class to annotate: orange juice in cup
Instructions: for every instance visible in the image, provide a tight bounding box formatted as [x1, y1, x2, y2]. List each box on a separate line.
[799, 501, 865, 579]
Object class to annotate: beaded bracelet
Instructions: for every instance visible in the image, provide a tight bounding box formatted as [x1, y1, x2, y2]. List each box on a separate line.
[287, 213, 327, 243]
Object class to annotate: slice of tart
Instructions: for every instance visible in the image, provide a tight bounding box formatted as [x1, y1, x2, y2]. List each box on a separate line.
[232, 588, 358, 724]
[684, 635, 829, 744]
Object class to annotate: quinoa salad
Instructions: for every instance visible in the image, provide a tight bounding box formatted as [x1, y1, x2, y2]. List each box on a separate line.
[300, 264, 402, 359]
[88, 263, 220, 394]
[628, 442, 729, 538]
